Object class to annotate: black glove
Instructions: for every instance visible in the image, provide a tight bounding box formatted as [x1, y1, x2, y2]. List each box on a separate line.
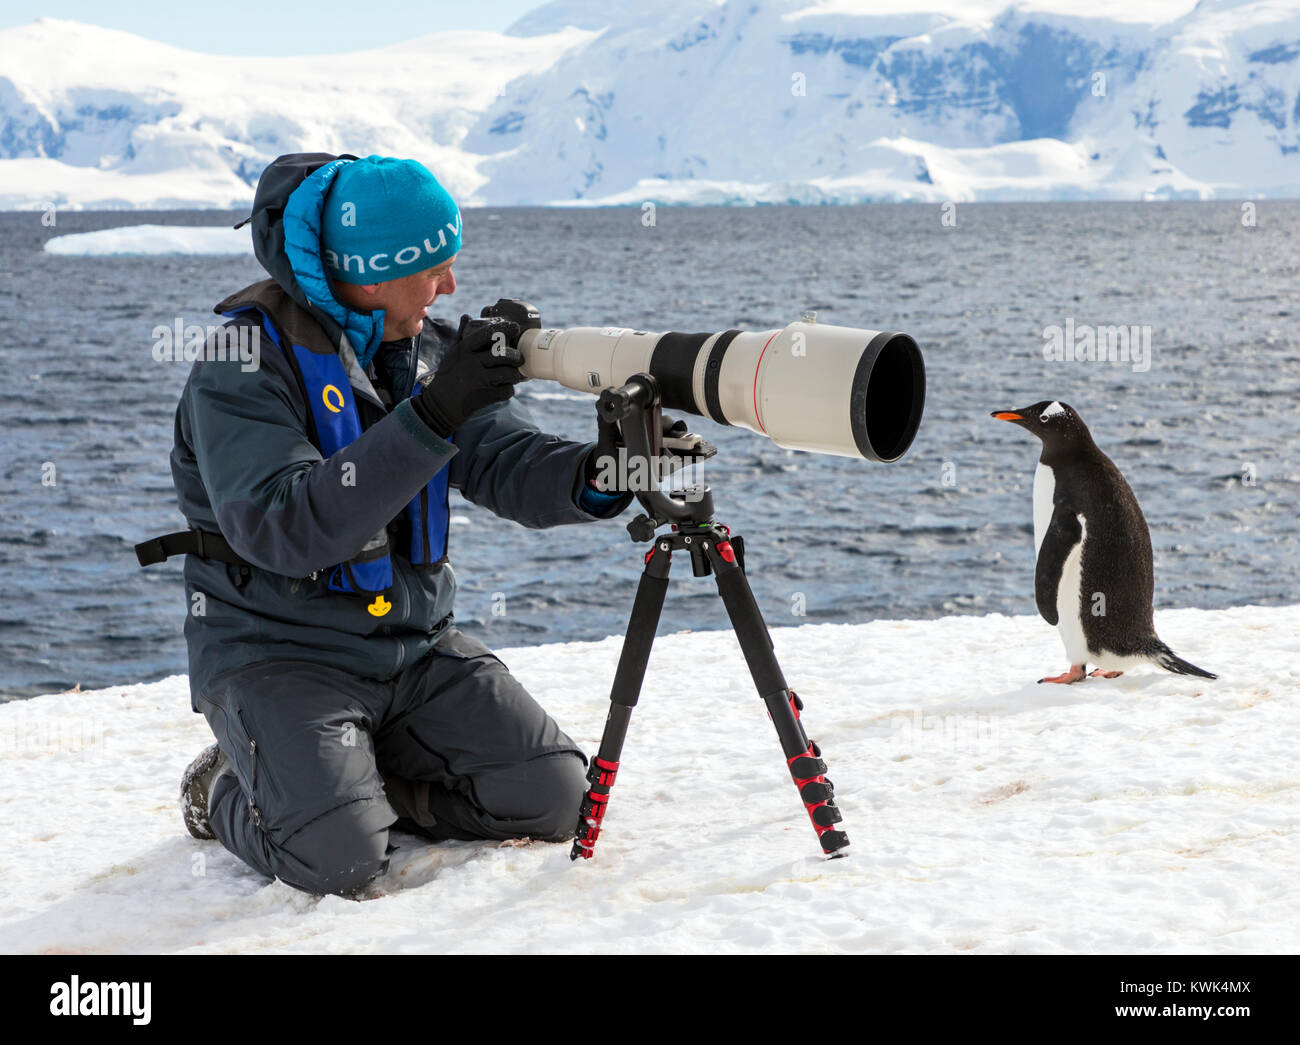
[411, 315, 524, 437]
[583, 413, 689, 492]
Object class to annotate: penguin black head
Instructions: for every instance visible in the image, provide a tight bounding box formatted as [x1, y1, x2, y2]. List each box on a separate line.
[990, 400, 1094, 453]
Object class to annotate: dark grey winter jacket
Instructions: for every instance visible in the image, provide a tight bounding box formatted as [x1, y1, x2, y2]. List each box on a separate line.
[169, 153, 630, 705]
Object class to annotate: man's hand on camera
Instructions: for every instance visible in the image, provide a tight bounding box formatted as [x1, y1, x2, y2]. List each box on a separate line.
[411, 315, 524, 437]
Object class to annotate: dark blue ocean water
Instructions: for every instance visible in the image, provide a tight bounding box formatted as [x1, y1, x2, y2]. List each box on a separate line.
[1, 202, 1297, 699]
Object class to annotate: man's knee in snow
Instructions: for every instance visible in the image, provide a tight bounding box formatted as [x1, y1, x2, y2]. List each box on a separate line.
[277, 799, 392, 896]
[479, 751, 588, 842]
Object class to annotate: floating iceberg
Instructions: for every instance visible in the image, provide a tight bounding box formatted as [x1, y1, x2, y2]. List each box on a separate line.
[44, 224, 253, 257]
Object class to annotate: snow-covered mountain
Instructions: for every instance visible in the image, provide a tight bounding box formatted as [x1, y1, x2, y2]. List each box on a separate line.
[0, 17, 597, 209]
[2, 0, 1299, 207]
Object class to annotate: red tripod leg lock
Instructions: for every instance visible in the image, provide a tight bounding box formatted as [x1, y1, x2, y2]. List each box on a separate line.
[786, 693, 849, 855]
[570, 757, 620, 861]
[591, 757, 619, 789]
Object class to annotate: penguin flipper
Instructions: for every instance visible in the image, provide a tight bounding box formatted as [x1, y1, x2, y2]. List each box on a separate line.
[1035, 506, 1083, 626]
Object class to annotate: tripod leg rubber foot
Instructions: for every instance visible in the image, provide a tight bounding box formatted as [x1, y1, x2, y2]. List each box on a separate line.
[819, 830, 850, 855]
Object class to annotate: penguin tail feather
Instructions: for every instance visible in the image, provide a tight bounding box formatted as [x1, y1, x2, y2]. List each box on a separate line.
[1149, 640, 1217, 680]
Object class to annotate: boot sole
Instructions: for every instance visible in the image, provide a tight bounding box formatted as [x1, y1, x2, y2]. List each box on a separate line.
[180, 743, 227, 840]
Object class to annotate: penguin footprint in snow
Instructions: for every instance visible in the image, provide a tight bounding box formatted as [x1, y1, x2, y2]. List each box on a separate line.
[991, 401, 1216, 685]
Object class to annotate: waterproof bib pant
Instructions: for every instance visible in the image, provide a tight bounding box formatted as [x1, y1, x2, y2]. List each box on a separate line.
[196, 629, 587, 896]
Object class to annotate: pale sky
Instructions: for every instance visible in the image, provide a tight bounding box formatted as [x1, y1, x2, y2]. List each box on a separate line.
[0, 0, 546, 54]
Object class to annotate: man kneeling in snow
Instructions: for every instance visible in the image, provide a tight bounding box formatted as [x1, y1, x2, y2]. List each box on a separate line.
[154, 153, 631, 896]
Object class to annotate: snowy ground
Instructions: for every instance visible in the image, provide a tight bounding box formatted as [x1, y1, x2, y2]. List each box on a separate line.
[1, 605, 1296, 954]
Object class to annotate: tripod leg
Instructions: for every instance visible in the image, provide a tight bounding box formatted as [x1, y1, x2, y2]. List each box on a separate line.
[704, 538, 850, 856]
[571, 541, 673, 860]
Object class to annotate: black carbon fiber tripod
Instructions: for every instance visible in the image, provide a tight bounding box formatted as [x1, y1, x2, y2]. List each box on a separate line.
[570, 373, 849, 862]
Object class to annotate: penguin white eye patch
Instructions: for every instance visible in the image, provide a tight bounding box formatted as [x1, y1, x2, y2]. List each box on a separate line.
[1040, 401, 1066, 421]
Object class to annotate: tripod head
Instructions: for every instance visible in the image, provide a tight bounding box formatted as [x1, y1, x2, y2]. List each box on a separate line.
[595, 374, 717, 540]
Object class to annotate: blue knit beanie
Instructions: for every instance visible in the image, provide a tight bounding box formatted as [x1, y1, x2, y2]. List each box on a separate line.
[320, 156, 462, 285]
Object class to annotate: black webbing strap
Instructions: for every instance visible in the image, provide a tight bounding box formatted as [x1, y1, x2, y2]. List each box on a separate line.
[134, 529, 251, 568]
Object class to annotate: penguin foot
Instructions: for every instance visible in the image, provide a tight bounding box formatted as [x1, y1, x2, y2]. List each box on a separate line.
[1088, 668, 1123, 679]
[1038, 664, 1087, 684]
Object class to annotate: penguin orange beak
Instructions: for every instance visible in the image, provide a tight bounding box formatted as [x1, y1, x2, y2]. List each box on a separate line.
[991, 411, 1023, 422]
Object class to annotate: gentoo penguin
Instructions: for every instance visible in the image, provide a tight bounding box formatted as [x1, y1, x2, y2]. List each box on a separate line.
[991, 400, 1216, 684]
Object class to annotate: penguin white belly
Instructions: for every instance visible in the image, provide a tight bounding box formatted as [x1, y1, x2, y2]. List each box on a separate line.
[1092, 650, 1149, 671]
[1032, 462, 1054, 554]
[1055, 514, 1089, 665]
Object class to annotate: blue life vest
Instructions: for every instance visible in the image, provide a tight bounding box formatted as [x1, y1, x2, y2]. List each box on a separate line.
[223, 305, 450, 598]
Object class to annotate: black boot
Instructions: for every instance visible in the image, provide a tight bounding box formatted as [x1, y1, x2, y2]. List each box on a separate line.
[180, 743, 230, 840]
